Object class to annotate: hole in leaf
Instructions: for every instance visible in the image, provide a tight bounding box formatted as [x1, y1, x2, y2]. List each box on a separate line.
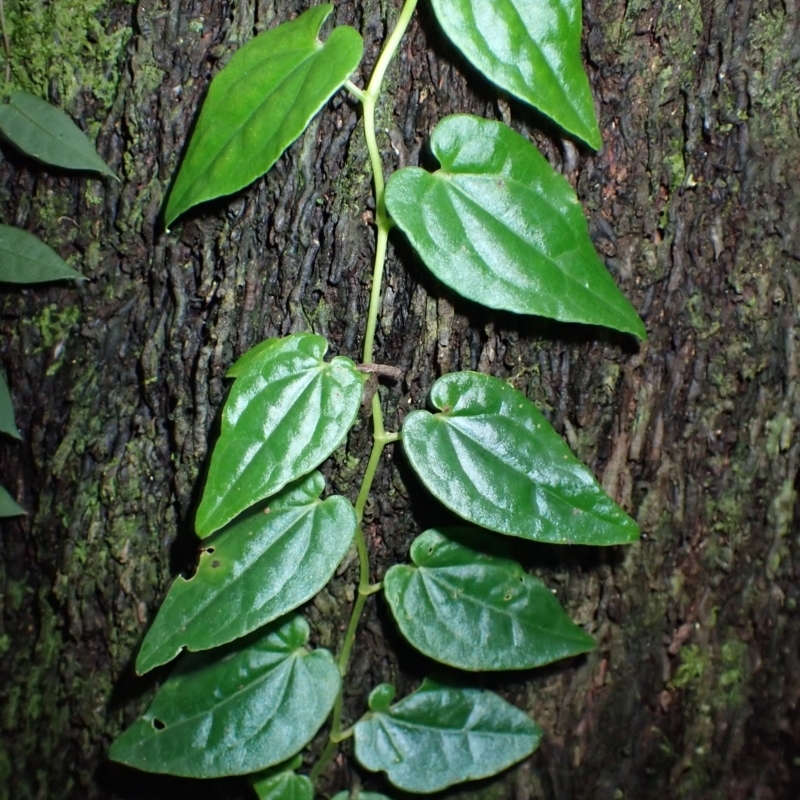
[152, 719, 166, 730]
[211, 559, 221, 568]
[204, 547, 215, 554]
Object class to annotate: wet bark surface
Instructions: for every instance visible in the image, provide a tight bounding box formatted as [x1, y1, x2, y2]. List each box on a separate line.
[0, 0, 798, 798]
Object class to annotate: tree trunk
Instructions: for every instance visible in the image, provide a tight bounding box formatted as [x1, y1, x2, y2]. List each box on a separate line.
[1, 0, 798, 798]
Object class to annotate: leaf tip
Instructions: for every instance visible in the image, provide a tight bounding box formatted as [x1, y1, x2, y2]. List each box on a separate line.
[582, 124, 603, 153]
[162, 200, 180, 232]
[629, 315, 648, 341]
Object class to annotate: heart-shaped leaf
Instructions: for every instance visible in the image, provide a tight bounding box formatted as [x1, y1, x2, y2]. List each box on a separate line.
[0, 484, 25, 517]
[252, 770, 313, 800]
[354, 679, 542, 792]
[196, 334, 362, 537]
[138, 472, 357, 674]
[0, 91, 117, 177]
[402, 371, 640, 545]
[385, 115, 645, 339]
[384, 528, 595, 670]
[0, 225, 84, 283]
[165, 4, 363, 226]
[429, 0, 600, 149]
[0, 372, 20, 439]
[109, 616, 339, 778]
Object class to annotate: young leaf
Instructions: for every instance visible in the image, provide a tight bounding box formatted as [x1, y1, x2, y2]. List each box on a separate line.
[402, 372, 640, 545]
[137, 472, 357, 674]
[164, 4, 363, 227]
[384, 528, 595, 670]
[0, 225, 84, 283]
[429, 0, 601, 149]
[250, 755, 312, 799]
[0, 91, 117, 177]
[109, 616, 340, 778]
[0, 372, 21, 439]
[252, 770, 313, 800]
[196, 334, 363, 537]
[0, 484, 25, 517]
[385, 115, 646, 339]
[353, 679, 542, 793]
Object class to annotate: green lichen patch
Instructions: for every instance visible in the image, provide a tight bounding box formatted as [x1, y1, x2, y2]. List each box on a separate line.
[1, 0, 132, 116]
[747, 7, 800, 150]
[669, 644, 710, 691]
[27, 302, 81, 355]
[666, 632, 751, 798]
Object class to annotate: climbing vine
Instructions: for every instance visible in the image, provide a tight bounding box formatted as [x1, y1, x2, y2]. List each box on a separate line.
[110, 1, 645, 797]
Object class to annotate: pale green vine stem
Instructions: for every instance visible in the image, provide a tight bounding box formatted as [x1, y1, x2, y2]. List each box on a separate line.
[360, 0, 418, 365]
[310, 0, 418, 787]
[361, 222, 390, 365]
[344, 79, 367, 103]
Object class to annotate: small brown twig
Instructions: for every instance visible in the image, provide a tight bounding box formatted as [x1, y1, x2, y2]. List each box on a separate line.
[356, 362, 404, 383]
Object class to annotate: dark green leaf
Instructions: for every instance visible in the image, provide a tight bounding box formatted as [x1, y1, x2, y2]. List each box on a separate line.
[366, 682, 395, 712]
[354, 679, 541, 792]
[0, 225, 84, 283]
[429, 0, 600, 148]
[384, 528, 595, 670]
[137, 472, 357, 674]
[226, 338, 276, 379]
[165, 4, 363, 226]
[402, 372, 640, 545]
[332, 793, 395, 800]
[250, 755, 309, 798]
[0, 91, 117, 177]
[386, 116, 645, 339]
[109, 616, 339, 778]
[196, 334, 363, 537]
[252, 770, 313, 800]
[0, 484, 25, 517]
[0, 372, 20, 439]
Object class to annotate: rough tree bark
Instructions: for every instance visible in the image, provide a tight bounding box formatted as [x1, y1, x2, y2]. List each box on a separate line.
[1, 0, 798, 799]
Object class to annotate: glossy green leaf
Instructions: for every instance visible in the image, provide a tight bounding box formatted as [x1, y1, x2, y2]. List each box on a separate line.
[0, 484, 25, 517]
[109, 616, 339, 778]
[384, 528, 595, 670]
[402, 372, 640, 545]
[0, 225, 83, 283]
[196, 334, 362, 537]
[226, 338, 276, 379]
[137, 472, 357, 674]
[429, 0, 600, 148]
[385, 116, 645, 339]
[0, 91, 116, 177]
[252, 770, 313, 800]
[354, 679, 541, 793]
[0, 372, 20, 439]
[366, 682, 395, 712]
[165, 4, 363, 226]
